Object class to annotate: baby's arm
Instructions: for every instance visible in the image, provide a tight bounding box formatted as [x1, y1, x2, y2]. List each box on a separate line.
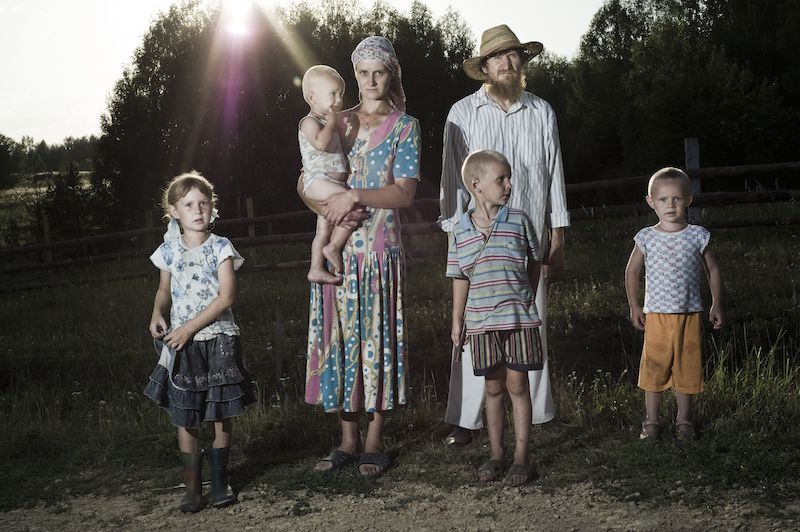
[625, 245, 646, 330]
[163, 258, 236, 350]
[300, 111, 339, 152]
[149, 269, 172, 339]
[703, 248, 725, 329]
[451, 278, 469, 359]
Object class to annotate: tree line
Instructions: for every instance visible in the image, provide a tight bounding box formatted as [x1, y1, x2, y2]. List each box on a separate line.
[2, 0, 798, 238]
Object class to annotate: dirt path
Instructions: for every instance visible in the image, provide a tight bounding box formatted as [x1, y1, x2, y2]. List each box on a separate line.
[2, 479, 796, 531]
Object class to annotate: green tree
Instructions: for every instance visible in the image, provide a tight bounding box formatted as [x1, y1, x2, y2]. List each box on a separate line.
[96, 0, 473, 227]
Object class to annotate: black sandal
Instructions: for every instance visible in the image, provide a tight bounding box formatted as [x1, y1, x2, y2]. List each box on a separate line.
[357, 452, 391, 478]
[315, 449, 359, 472]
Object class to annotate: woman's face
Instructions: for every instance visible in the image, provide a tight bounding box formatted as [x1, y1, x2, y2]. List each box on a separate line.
[355, 59, 392, 102]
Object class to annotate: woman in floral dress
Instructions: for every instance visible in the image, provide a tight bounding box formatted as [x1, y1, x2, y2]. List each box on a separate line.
[302, 36, 420, 478]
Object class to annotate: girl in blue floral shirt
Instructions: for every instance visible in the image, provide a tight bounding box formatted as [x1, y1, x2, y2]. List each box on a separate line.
[144, 172, 254, 513]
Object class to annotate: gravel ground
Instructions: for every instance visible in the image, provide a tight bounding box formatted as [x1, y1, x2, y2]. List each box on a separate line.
[3, 478, 797, 531]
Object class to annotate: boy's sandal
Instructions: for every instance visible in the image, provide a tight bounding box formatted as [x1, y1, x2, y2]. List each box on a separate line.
[358, 452, 391, 479]
[675, 420, 696, 441]
[504, 463, 531, 487]
[639, 420, 660, 441]
[315, 449, 359, 472]
[477, 459, 504, 482]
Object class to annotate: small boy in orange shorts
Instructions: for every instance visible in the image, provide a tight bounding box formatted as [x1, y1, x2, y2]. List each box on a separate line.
[625, 167, 724, 440]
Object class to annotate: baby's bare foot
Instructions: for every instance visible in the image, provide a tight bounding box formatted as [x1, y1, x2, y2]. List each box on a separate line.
[307, 267, 342, 285]
[322, 244, 344, 276]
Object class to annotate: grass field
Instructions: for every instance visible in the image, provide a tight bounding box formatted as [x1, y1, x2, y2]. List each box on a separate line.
[0, 201, 798, 512]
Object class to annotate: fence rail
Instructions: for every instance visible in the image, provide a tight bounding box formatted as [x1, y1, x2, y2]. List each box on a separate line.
[2, 161, 798, 271]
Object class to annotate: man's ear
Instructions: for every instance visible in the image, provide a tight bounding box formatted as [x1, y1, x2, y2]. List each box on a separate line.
[645, 195, 655, 209]
[686, 195, 694, 206]
[472, 177, 481, 192]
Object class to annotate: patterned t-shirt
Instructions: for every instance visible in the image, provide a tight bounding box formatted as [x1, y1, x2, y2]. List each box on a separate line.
[634, 224, 711, 314]
[446, 206, 542, 334]
[150, 233, 244, 340]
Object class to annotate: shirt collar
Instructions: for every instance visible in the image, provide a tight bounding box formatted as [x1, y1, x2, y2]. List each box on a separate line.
[456, 205, 510, 231]
[473, 85, 536, 114]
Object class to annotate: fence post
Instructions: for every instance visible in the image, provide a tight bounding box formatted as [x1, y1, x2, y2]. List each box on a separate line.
[684, 137, 701, 194]
[41, 212, 52, 263]
[273, 303, 284, 402]
[684, 138, 701, 223]
[145, 210, 155, 250]
[246, 197, 255, 237]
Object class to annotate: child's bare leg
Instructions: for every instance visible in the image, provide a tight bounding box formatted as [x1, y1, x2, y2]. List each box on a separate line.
[645, 391, 663, 422]
[308, 215, 341, 285]
[212, 419, 232, 448]
[178, 426, 200, 453]
[480, 367, 507, 481]
[506, 369, 531, 467]
[676, 393, 693, 423]
[322, 224, 353, 276]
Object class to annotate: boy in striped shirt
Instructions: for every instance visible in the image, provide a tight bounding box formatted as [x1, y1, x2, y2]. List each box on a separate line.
[447, 150, 544, 486]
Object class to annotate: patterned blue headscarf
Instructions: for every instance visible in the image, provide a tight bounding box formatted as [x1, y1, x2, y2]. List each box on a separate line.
[351, 36, 407, 112]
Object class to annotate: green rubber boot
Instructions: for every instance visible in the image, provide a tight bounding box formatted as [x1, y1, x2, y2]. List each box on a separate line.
[208, 447, 236, 507]
[179, 451, 203, 513]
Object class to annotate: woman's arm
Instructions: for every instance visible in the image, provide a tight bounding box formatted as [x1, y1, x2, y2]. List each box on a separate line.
[323, 178, 417, 226]
[163, 258, 236, 351]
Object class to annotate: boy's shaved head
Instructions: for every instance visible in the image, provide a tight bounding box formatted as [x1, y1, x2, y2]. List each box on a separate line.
[648, 167, 691, 196]
[461, 149, 511, 193]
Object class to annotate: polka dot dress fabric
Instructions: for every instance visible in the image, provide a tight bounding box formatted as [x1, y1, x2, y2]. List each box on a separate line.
[305, 109, 421, 413]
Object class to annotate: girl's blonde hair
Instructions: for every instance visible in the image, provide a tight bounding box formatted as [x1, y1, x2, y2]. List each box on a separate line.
[161, 171, 217, 222]
[461, 149, 511, 194]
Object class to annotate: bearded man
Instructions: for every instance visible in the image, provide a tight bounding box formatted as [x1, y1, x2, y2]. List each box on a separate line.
[438, 25, 570, 446]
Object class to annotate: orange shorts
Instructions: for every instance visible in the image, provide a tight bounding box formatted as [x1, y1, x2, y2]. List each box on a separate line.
[638, 312, 704, 394]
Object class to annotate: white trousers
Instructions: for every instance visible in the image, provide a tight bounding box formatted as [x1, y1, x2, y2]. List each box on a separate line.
[444, 273, 555, 428]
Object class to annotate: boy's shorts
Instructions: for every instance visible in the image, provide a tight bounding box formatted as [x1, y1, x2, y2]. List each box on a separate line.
[638, 312, 704, 394]
[469, 327, 543, 377]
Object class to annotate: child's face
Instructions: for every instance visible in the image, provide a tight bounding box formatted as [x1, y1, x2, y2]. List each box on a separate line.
[309, 76, 345, 115]
[474, 161, 512, 207]
[646, 179, 692, 225]
[169, 186, 213, 234]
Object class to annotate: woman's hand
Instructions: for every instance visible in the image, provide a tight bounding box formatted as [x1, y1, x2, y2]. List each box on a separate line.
[323, 189, 359, 226]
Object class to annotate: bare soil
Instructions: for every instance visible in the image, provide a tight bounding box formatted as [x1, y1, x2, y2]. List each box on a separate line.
[2, 478, 797, 531]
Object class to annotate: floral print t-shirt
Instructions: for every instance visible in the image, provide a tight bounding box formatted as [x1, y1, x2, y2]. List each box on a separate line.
[150, 233, 244, 341]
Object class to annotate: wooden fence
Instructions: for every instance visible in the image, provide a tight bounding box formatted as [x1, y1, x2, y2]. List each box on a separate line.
[2, 161, 799, 282]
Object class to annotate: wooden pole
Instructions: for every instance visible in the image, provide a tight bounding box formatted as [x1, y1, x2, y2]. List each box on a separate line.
[684, 138, 701, 194]
[246, 197, 255, 237]
[41, 212, 52, 263]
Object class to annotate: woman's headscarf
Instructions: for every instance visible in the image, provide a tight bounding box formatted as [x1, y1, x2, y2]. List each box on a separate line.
[351, 36, 406, 113]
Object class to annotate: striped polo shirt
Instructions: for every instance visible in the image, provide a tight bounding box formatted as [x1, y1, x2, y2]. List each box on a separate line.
[446, 206, 542, 334]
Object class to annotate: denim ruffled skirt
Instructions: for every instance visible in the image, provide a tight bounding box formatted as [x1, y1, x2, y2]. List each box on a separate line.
[144, 334, 255, 428]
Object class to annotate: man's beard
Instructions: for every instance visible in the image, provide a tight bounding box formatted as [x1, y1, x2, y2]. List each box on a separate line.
[486, 70, 526, 101]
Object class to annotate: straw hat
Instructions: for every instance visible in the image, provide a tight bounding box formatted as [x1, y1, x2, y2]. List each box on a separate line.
[463, 25, 543, 81]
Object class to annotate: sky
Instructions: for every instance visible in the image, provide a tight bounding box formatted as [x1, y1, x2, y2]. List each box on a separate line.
[0, 0, 605, 145]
